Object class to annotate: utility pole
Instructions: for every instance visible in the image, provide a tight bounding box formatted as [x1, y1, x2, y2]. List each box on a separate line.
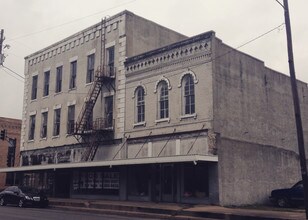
[0, 29, 4, 65]
[282, 0, 308, 218]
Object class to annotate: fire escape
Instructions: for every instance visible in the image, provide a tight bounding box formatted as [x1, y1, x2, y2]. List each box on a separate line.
[74, 65, 115, 161]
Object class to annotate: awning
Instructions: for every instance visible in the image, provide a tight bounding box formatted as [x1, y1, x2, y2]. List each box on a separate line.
[0, 154, 218, 173]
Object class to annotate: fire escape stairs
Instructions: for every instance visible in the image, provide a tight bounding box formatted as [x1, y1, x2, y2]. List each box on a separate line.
[74, 66, 115, 162]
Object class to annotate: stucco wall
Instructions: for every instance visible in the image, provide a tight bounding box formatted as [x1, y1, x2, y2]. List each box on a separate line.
[212, 38, 308, 153]
[218, 137, 301, 206]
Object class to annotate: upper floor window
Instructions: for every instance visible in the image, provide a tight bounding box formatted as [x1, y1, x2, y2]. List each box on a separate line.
[183, 75, 195, 115]
[107, 46, 115, 76]
[28, 114, 36, 140]
[69, 61, 77, 89]
[43, 71, 50, 97]
[67, 105, 75, 134]
[53, 108, 61, 136]
[55, 66, 63, 93]
[41, 112, 48, 138]
[158, 81, 169, 119]
[135, 87, 145, 123]
[31, 75, 38, 100]
[86, 54, 95, 83]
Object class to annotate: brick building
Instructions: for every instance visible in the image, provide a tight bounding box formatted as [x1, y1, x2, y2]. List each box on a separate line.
[0, 117, 21, 189]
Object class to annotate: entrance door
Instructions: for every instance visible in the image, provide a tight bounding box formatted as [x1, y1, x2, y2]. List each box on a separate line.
[153, 164, 175, 202]
[55, 172, 70, 198]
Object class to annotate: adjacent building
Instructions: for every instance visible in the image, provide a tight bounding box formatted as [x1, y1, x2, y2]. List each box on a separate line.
[0, 117, 21, 189]
[0, 10, 307, 206]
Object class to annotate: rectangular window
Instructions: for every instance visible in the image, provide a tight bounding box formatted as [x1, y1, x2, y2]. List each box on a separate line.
[86, 54, 95, 83]
[67, 105, 75, 134]
[53, 108, 61, 136]
[55, 66, 62, 93]
[107, 46, 115, 76]
[43, 71, 50, 96]
[41, 112, 48, 138]
[69, 61, 77, 89]
[31, 75, 38, 100]
[29, 115, 36, 140]
[105, 96, 113, 128]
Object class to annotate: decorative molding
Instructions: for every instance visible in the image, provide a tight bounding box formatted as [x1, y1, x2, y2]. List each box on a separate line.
[154, 76, 172, 93]
[178, 70, 199, 88]
[132, 84, 147, 98]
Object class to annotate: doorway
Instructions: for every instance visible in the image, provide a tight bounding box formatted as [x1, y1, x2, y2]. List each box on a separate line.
[55, 171, 71, 198]
[153, 164, 176, 202]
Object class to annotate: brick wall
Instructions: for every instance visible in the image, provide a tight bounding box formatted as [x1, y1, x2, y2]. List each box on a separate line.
[0, 117, 21, 189]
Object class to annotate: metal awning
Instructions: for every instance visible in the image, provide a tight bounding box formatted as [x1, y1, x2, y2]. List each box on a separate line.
[0, 154, 218, 173]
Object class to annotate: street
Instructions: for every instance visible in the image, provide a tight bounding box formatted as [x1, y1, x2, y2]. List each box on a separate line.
[0, 206, 159, 220]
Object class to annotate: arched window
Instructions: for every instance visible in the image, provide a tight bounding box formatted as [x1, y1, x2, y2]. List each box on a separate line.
[183, 75, 195, 115]
[136, 87, 145, 123]
[158, 81, 169, 119]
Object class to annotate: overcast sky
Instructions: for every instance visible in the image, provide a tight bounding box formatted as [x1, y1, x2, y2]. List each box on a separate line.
[0, 0, 307, 119]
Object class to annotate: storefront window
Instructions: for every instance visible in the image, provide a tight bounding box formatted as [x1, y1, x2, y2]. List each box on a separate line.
[183, 163, 209, 198]
[128, 165, 149, 197]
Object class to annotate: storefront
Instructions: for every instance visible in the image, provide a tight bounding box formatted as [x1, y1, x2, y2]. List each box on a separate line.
[0, 155, 218, 204]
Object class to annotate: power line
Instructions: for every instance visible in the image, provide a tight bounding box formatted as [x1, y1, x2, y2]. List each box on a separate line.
[124, 22, 285, 91]
[2, 65, 25, 79]
[6, 0, 136, 42]
[0, 68, 24, 83]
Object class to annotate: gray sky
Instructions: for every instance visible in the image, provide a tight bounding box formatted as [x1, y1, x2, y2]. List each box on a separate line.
[0, 0, 307, 119]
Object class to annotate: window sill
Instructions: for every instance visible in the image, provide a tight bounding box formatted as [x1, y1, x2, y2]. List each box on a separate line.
[30, 99, 37, 103]
[180, 113, 197, 120]
[66, 133, 73, 137]
[52, 135, 60, 139]
[68, 88, 77, 92]
[27, 140, 34, 143]
[40, 137, 47, 141]
[54, 91, 62, 96]
[155, 118, 170, 124]
[133, 122, 146, 128]
[85, 82, 94, 86]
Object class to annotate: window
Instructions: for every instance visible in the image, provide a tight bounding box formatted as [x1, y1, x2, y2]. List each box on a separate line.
[43, 71, 50, 97]
[55, 66, 62, 93]
[86, 54, 95, 83]
[159, 81, 169, 119]
[31, 75, 38, 100]
[105, 96, 113, 128]
[69, 61, 77, 89]
[107, 46, 115, 76]
[135, 87, 145, 123]
[183, 75, 195, 115]
[29, 115, 36, 140]
[53, 108, 61, 136]
[67, 105, 75, 134]
[41, 112, 48, 138]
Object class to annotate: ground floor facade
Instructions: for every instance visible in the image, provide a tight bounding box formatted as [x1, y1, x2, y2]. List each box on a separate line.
[13, 161, 218, 204]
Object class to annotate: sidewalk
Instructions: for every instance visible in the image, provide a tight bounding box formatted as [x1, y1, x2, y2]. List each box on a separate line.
[48, 198, 306, 220]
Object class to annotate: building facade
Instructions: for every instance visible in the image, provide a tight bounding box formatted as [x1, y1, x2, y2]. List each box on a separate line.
[0, 117, 21, 189]
[0, 11, 307, 206]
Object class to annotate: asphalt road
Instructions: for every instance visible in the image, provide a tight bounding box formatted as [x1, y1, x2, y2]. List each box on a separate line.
[0, 206, 159, 220]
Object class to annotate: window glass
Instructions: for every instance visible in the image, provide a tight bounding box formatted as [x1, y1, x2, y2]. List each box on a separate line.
[53, 108, 61, 136]
[41, 112, 48, 138]
[43, 71, 50, 96]
[69, 61, 77, 89]
[29, 115, 36, 140]
[55, 66, 62, 93]
[183, 75, 195, 115]
[67, 105, 75, 134]
[86, 54, 95, 83]
[136, 87, 145, 123]
[159, 81, 169, 119]
[31, 75, 38, 100]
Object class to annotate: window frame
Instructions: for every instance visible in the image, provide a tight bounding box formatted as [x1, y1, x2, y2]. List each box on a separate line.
[28, 114, 36, 140]
[67, 105, 75, 134]
[41, 111, 48, 138]
[158, 81, 169, 119]
[55, 66, 63, 93]
[183, 74, 195, 115]
[53, 108, 61, 136]
[31, 75, 38, 100]
[135, 87, 145, 123]
[43, 71, 50, 97]
[86, 54, 95, 84]
[69, 61, 77, 89]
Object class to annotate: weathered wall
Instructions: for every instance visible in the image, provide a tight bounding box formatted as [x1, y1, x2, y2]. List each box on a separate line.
[212, 38, 308, 154]
[218, 137, 301, 206]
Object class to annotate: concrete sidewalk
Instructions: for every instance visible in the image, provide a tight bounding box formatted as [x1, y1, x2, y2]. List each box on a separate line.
[48, 198, 306, 220]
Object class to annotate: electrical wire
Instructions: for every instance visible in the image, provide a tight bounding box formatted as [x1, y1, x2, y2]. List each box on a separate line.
[0, 68, 24, 83]
[6, 0, 137, 42]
